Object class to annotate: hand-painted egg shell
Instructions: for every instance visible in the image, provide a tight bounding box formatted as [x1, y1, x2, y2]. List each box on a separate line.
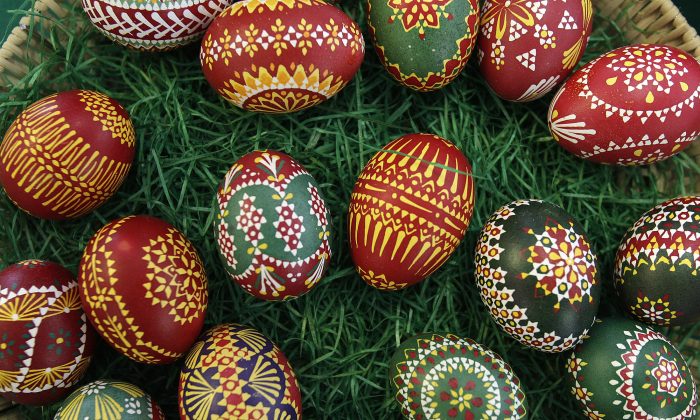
[348, 133, 475, 291]
[215, 150, 331, 301]
[566, 317, 698, 419]
[367, 0, 479, 91]
[82, 0, 233, 51]
[78, 215, 208, 364]
[475, 199, 600, 352]
[179, 323, 302, 419]
[548, 44, 700, 165]
[0, 90, 135, 220]
[0, 260, 96, 405]
[390, 333, 527, 419]
[54, 380, 165, 419]
[200, 0, 364, 113]
[477, 0, 592, 101]
[615, 196, 700, 326]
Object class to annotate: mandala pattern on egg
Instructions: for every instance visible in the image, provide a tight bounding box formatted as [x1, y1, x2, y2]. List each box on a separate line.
[567, 323, 697, 419]
[615, 196, 700, 325]
[391, 333, 526, 419]
[179, 324, 301, 419]
[216, 151, 331, 300]
[475, 200, 598, 352]
[0, 260, 93, 402]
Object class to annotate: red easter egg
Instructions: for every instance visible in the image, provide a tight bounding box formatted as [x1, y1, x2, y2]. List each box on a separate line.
[200, 0, 365, 113]
[0, 90, 135, 220]
[548, 44, 700, 165]
[0, 260, 96, 405]
[78, 215, 208, 364]
[82, 0, 234, 51]
[477, 0, 592, 101]
[348, 133, 475, 290]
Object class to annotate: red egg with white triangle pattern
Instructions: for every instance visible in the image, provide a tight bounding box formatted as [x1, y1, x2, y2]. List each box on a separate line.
[548, 44, 700, 165]
[477, 0, 593, 101]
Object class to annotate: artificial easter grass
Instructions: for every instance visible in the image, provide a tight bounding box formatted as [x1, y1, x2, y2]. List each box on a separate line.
[1, 1, 699, 419]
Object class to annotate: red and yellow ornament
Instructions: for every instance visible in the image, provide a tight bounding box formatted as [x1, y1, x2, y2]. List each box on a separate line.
[78, 215, 208, 364]
[0, 90, 135, 219]
[348, 133, 475, 290]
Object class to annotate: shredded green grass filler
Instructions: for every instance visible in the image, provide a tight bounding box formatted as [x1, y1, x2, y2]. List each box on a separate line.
[1, 1, 698, 418]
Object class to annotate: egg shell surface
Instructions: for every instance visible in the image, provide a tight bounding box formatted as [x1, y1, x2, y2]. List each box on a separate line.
[54, 380, 165, 419]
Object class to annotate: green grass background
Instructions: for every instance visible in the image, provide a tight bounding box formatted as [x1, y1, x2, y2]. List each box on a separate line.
[1, 1, 699, 418]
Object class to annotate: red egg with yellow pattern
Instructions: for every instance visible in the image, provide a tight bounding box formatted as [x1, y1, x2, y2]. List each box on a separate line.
[0, 260, 96, 405]
[78, 215, 208, 365]
[348, 133, 475, 291]
[477, 0, 592, 101]
[200, 0, 364, 113]
[0, 90, 135, 220]
[548, 44, 700, 165]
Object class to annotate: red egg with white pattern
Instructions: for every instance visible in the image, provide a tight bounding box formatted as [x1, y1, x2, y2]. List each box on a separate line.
[477, 0, 592, 101]
[548, 44, 700, 165]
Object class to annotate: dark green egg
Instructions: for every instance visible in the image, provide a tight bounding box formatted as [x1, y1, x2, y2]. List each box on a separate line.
[389, 333, 527, 419]
[566, 317, 698, 419]
[474, 199, 601, 352]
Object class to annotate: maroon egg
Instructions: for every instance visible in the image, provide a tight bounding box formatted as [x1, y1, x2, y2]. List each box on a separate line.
[200, 0, 364, 113]
[548, 44, 700, 165]
[0, 90, 135, 220]
[0, 260, 96, 405]
[79, 215, 208, 364]
[477, 0, 592, 101]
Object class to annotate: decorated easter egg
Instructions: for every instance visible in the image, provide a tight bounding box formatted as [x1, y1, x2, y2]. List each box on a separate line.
[348, 133, 475, 290]
[78, 215, 208, 364]
[54, 380, 165, 419]
[215, 150, 331, 300]
[367, 0, 479, 91]
[390, 333, 527, 419]
[548, 44, 700, 165]
[200, 0, 364, 113]
[179, 323, 302, 419]
[566, 317, 698, 419]
[0, 260, 95, 405]
[0, 90, 135, 220]
[82, 0, 233, 51]
[615, 196, 700, 326]
[474, 199, 600, 352]
[477, 0, 592, 101]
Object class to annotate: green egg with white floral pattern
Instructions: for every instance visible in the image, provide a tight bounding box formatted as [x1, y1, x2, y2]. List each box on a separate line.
[367, 0, 479, 91]
[54, 380, 164, 420]
[389, 333, 527, 419]
[566, 317, 698, 419]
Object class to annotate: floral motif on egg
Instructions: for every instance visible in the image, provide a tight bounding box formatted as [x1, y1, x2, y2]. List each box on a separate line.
[201, 0, 364, 113]
[477, 0, 592, 101]
[54, 380, 164, 420]
[178, 323, 301, 419]
[216, 151, 331, 300]
[549, 44, 700, 165]
[367, 0, 479, 91]
[82, 0, 233, 51]
[567, 319, 697, 419]
[475, 200, 600, 352]
[390, 333, 526, 419]
[615, 196, 700, 325]
[0, 260, 95, 405]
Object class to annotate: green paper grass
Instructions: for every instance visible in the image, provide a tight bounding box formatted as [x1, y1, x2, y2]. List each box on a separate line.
[0, 2, 698, 418]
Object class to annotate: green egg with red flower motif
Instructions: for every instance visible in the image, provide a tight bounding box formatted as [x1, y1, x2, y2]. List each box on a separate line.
[389, 333, 527, 419]
[367, 0, 479, 91]
[566, 317, 698, 419]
